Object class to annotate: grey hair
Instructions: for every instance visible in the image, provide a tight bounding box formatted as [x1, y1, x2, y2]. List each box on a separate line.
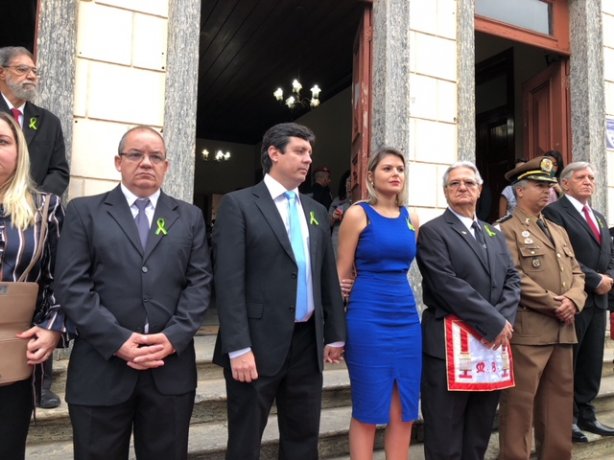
[442, 161, 484, 188]
[0, 47, 34, 67]
[559, 161, 595, 182]
[511, 179, 529, 198]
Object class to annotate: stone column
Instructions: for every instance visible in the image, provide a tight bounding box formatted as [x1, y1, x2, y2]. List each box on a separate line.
[457, 0, 476, 162]
[371, 0, 420, 306]
[371, 0, 411, 153]
[569, 0, 607, 211]
[163, 0, 201, 202]
[35, 0, 78, 170]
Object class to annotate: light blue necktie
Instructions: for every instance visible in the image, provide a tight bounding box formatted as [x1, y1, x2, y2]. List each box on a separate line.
[285, 191, 308, 321]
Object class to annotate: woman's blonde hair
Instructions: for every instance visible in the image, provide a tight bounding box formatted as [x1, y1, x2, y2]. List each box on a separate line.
[365, 146, 408, 206]
[0, 112, 37, 230]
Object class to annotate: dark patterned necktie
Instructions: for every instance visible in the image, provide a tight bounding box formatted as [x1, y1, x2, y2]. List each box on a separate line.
[471, 221, 488, 259]
[536, 218, 554, 246]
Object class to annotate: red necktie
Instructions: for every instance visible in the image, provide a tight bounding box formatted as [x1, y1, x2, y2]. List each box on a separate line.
[10, 108, 21, 125]
[582, 205, 601, 243]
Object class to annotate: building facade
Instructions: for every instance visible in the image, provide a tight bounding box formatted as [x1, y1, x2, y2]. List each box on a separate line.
[37, 0, 613, 222]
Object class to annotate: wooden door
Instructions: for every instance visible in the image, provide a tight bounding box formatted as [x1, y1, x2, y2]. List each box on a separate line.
[475, 49, 515, 222]
[522, 59, 570, 163]
[350, 4, 373, 201]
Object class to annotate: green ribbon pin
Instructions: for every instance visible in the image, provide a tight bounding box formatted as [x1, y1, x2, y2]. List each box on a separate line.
[29, 117, 38, 130]
[406, 218, 415, 232]
[155, 218, 168, 236]
[309, 211, 319, 225]
[484, 224, 496, 238]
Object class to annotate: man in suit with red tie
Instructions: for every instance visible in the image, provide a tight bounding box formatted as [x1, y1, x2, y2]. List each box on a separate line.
[0, 46, 69, 195]
[543, 161, 614, 442]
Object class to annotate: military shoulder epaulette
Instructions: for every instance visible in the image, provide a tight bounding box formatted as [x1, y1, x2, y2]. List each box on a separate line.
[494, 214, 513, 225]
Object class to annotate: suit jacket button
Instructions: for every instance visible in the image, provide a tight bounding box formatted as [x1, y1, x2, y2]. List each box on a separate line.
[142, 266, 148, 273]
[291, 273, 297, 279]
[289, 306, 295, 312]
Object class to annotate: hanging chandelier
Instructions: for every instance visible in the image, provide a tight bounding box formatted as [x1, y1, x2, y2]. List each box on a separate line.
[273, 79, 321, 109]
[201, 148, 231, 162]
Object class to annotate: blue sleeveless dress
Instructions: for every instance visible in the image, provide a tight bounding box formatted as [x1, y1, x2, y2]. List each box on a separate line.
[346, 203, 422, 424]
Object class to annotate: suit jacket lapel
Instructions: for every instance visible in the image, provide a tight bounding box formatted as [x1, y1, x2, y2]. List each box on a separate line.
[301, 197, 319, 265]
[143, 191, 180, 260]
[0, 97, 38, 145]
[105, 185, 143, 255]
[444, 209, 489, 271]
[0, 95, 9, 117]
[253, 181, 295, 261]
[22, 102, 40, 145]
[481, 222, 499, 275]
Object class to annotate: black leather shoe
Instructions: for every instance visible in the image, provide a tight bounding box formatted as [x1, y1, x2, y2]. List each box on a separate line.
[577, 419, 614, 436]
[572, 424, 588, 443]
[37, 389, 60, 409]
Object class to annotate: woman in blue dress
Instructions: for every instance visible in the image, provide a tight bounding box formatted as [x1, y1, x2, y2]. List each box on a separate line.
[337, 147, 421, 459]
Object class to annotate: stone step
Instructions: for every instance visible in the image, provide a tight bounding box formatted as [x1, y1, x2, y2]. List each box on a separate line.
[31, 334, 614, 459]
[26, 406, 366, 460]
[27, 366, 352, 445]
[27, 377, 614, 460]
[328, 411, 614, 460]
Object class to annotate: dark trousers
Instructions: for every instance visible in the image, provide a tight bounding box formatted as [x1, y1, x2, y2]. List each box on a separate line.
[69, 370, 195, 460]
[224, 319, 323, 460]
[573, 306, 606, 422]
[42, 357, 53, 391]
[0, 378, 33, 460]
[421, 354, 500, 460]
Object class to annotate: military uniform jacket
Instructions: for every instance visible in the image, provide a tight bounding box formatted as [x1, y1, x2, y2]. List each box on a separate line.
[498, 208, 586, 345]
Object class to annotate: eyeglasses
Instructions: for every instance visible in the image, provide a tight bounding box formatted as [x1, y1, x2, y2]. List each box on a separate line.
[447, 179, 479, 189]
[119, 152, 167, 165]
[3, 65, 40, 77]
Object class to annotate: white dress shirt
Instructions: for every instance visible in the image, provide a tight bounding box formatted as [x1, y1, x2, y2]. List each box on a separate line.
[1, 92, 25, 127]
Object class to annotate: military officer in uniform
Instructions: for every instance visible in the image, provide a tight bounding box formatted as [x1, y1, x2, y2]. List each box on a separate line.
[497, 156, 587, 460]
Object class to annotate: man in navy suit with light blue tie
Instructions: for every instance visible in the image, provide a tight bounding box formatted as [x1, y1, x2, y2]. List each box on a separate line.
[213, 123, 346, 460]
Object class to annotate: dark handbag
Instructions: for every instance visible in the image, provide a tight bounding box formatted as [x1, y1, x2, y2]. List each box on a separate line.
[0, 195, 51, 385]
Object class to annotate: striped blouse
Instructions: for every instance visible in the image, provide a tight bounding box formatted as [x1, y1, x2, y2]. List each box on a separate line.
[0, 193, 72, 342]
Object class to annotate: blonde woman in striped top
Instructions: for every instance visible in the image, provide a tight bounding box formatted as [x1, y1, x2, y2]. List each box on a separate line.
[0, 111, 69, 459]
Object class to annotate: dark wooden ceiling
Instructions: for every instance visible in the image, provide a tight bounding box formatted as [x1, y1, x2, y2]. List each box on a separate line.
[0, 0, 37, 52]
[197, 0, 364, 144]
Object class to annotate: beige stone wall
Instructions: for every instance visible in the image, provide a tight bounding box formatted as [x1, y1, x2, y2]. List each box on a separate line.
[69, 0, 169, 200]
[407, 0, 459, 223]
[604, 1, 614, 223]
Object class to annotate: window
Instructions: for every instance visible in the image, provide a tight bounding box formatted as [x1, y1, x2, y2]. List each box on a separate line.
[476, 0, 552, 36]
[475, 0, 569, 54]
